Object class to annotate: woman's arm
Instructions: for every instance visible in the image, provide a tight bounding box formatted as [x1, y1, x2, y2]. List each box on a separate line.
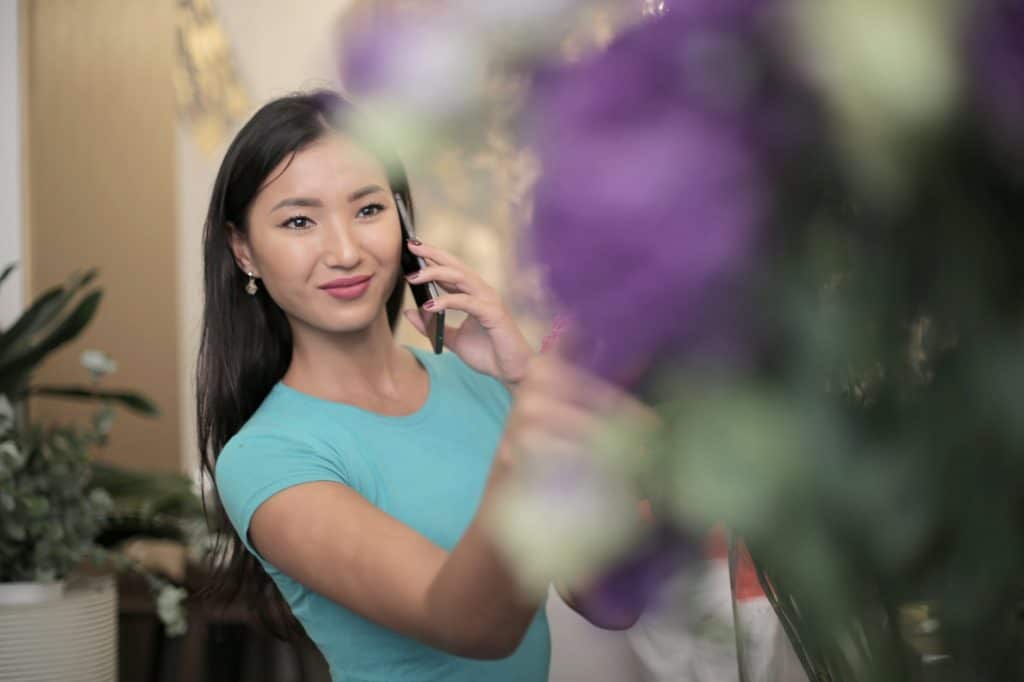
[249, 449, 539, 659]
[251, 461, 640, 662]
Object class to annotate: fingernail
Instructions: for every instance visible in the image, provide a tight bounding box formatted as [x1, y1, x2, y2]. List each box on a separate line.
[407, 238, 422, 246]
[423, 300, 437, 311]
[405, 272, 420, 282]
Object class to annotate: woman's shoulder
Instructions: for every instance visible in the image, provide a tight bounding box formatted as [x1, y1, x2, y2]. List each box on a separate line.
[220, 390, 307, 447]
[215, 423, 313, 483]
[215, 390, 338, 478]
[418, 347, 513, 413]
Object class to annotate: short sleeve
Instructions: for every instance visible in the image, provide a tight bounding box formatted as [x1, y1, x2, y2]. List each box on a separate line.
[214, 430, 364, 562]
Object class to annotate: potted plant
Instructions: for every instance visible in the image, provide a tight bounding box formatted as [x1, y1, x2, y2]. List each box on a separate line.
[0, 263, 189, 677]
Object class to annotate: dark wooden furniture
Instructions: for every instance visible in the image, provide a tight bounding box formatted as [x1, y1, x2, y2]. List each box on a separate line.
[117, 563, 330, 682]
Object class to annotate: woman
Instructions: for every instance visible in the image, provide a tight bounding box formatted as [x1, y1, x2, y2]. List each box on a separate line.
[197, 90, 640, 681]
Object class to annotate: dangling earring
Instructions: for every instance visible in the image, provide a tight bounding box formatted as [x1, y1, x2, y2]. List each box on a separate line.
[245, 272, 259, 296]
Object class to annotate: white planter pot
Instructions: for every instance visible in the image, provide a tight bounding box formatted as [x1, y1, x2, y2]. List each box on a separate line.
[0, 580, 65, 606]
[0, 574, 118, 682]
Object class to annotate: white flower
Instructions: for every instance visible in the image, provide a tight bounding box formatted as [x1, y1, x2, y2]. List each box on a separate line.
[156, 585, 188, 637]
[788, 0, 961, 198]
[486, 452, 644, 597]
[80, 350, 118, 378]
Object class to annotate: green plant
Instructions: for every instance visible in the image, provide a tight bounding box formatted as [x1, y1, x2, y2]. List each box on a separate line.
[0, 399, 114, 582]
[91, 461, 205, 548]
[0, 263, 189, 635]
[0, 263, 158, 417]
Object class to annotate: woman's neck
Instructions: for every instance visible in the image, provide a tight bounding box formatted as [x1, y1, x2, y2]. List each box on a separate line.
[282, 313, 419, 406]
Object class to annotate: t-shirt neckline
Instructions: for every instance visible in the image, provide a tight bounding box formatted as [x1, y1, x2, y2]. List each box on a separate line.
[272, 344, 440, 427]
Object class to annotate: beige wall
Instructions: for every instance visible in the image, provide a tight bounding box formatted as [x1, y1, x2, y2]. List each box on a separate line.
[25, 0, 181, 473]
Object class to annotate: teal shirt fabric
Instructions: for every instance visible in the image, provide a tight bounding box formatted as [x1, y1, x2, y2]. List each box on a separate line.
[215, 346, 550, 682]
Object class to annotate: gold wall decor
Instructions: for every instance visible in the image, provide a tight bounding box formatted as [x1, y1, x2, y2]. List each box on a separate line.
[174, 0, 250, 155]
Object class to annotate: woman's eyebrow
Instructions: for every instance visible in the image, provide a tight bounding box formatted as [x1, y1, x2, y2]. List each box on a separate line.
[270, 197, 323, 212]
[348, 184, 385, 202]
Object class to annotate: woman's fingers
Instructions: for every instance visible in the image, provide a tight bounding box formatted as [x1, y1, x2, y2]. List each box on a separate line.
[424, 293, 504, 327]
[514, 430, 591, 462]
[407, 240, 466, 270]
[519, 355, 662, 433]
[511, 390, 607, 442]
[407, 265, 486, 296]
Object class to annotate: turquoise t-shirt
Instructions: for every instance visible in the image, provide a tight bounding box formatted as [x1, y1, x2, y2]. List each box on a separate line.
[214, 346, 550, 682]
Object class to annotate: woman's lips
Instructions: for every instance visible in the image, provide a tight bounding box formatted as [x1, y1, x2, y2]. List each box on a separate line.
[322, 275, 372, 300]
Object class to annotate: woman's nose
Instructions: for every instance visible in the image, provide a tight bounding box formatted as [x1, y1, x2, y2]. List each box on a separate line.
[322, 221, 362, 269]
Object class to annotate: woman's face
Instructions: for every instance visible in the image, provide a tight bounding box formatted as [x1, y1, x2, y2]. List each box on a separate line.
[231, 133, 403, 336]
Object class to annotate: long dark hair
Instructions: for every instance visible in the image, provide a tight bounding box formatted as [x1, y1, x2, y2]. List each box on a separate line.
[196, 90, 413, 638]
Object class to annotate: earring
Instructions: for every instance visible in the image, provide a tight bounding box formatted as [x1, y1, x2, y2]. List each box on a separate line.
[245, 272, 259, 296]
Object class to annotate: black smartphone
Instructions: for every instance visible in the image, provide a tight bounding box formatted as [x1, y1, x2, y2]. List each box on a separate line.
[395, 192, 445, 354]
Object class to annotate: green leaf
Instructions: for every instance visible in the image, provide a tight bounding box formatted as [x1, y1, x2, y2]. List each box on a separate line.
[46, 522, 64, 542]
[0, 269, 98, 362]
[27, 385, 160, 416]
[25, 496, 50, 517]
[89, 462, 202, 518]
[0, 287, 64, 357]
[0, 262, 16, 290]
[93, 406, 115, 436]
[0, 290, 103, 394]
[4, 521, 25, 541]
[89, 487, 114, 511]
[0, 440, 25, 470]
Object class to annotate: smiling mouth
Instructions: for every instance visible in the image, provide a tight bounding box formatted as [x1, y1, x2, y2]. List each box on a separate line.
[319, 275, 372, 289]
[321, 275, 373, 300]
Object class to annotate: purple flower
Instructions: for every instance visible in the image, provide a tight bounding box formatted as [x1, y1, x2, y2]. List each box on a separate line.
[971, 0, 1024, 156]
[338, 8, 484, 121]
[526, 0, 807, 385]
[571, 523, 696, 626]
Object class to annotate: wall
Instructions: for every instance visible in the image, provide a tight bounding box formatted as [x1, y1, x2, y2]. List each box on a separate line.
[0, 0, 24, 327]
[24, 0, 181, 472]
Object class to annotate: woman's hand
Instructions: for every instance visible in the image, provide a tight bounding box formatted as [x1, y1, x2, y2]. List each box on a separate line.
[496, 352, 661, 470]
[402, 240, 534, 384]
[489, 351, 663, 629]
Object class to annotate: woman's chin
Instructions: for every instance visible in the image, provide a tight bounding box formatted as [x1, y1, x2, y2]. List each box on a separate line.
[320, 305, 389, 335]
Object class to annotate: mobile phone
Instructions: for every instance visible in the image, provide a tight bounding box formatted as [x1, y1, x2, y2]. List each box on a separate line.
[395, 192, 445, 354]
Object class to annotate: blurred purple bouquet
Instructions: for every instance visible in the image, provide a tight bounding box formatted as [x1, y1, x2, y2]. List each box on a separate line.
[341, 0, 1024, 678]
[528, 2, 769, 385]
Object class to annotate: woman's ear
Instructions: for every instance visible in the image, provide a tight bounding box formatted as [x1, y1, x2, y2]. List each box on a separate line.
[226, 221, 257, 276]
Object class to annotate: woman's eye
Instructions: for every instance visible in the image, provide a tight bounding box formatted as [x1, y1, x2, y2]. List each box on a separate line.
[281, 215, 314, 230]
[357, 203, 386, 219]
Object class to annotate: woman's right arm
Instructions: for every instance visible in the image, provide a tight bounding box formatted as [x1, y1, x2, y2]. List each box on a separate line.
[249, 458, 534, 659]
[249, 355, 640, 658]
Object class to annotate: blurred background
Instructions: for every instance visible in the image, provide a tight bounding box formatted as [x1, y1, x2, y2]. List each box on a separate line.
[3, 1, 1023, 681]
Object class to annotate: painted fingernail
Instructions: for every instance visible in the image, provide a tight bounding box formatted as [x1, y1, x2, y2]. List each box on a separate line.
[423, 300, 437, 311]
[406, 271, 420, 282]
[407, 238, 422, 246]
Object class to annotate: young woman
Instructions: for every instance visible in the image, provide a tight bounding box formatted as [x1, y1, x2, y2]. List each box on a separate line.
[197, 90, 640, 681]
